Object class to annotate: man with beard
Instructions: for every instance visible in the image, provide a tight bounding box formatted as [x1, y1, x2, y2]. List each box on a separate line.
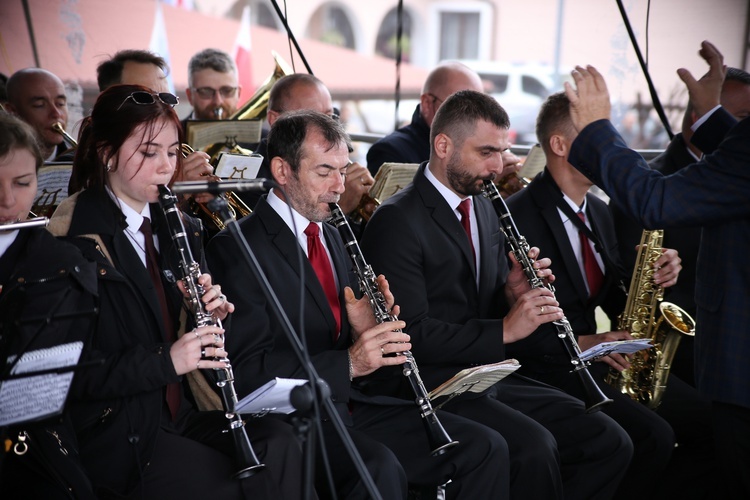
[185, 48, 242, 122]
[206, 110, 508, 499]
[360, 90, 633, 499]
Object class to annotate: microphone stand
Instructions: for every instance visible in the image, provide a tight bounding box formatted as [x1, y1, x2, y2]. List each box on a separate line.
[207, 196, 382, 500]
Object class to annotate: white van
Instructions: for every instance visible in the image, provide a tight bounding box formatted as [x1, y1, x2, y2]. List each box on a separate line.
[458, 60, 564, 144]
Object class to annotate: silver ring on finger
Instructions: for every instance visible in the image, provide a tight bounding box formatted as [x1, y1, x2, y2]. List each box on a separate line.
[381, 346, 385, 356]
[213, 333, 222, 344]
[193, 330, 200, 339]
[196, 360, 201, 370]
[540, 305, 545, 314]
[201, 349, 207, 357]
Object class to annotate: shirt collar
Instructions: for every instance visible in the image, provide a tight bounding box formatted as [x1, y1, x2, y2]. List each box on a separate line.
[424, 163, 471, 211]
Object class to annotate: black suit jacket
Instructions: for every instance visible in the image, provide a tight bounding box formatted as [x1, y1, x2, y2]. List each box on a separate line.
[360, 163, 509, 391]
[504, 169, 628, 375]
[206, 197, 358, 420]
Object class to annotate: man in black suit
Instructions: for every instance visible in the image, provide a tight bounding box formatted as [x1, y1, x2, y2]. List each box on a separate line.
[360, 89, 632, 499]
[505, 91, 715, 498]
[206, 110, 506, 499]
[612, 67, 750, 386]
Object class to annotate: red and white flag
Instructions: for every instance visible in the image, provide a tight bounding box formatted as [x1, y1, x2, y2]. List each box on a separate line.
[233, 5, 253, 105]
[160, 0, 194, 9]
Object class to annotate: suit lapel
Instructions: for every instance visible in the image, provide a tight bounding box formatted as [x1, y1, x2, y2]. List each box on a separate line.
[475, 197, 498, 308]
[531, 171, 590, 303]
[414, 165, 477, 276]
[257, 201, 340, 342]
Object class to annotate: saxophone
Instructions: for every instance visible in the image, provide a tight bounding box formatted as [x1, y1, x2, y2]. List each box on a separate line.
[606, 230, 695, 409]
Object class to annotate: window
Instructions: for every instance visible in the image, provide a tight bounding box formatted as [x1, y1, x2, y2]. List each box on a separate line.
[440, 12, 480, 60]
[375, 8, 413, 62]
[521, 76, 551, 99]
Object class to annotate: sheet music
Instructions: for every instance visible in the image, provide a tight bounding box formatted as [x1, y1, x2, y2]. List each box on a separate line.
[0, 341, 83, 426]
[369, 163, 419, 202]
[428, 359, 521, 401]
[185, 120, 263, 151]
[214, 152, 264, 179]
[578, 339, 653, 363]
[34, 162, 72, 216]
[518, 144, 545, 180]
[235, 377, 308, 415]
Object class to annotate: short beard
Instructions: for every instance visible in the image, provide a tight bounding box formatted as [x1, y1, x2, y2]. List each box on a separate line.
[445, 150, 488, 196]
[285, 177, 339, 222]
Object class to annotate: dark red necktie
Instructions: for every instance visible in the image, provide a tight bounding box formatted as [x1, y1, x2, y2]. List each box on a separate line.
[577, 211, 604, 298]
[457, 198, 476, 265]
[304, 222, 341, 339]
[140, 217, 180, 420]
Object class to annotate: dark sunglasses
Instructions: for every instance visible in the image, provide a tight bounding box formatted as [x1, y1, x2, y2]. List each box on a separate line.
[116, 91, 179, 111]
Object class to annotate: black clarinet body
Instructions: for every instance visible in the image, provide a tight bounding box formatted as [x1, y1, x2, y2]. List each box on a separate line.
[157, 185, 265, 478]
[328, 203, 458, 456]
[481, 180, 612, 413]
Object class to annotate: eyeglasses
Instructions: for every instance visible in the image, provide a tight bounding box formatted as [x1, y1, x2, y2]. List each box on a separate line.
[116, 91, 179, 111]
[192, 86, 239, 99]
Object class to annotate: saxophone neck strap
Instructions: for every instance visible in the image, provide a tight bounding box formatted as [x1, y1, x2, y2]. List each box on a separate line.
[555, 198, 627, 294]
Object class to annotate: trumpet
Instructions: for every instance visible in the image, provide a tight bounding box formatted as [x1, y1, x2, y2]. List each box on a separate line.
[52, 122, 78, 150]
[180, 144, 252, 233]
[351, 192, 381, 223]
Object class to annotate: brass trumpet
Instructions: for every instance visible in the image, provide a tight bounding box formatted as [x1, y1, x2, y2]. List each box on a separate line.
[180, 144, 252, 233]
[351, 192, 380, 223]
[52, 122, 78, 150]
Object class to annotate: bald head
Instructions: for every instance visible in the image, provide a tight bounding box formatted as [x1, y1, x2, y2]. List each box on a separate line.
[420, 62, 484, 127]
[5, 68, 68, 159]
[267, 74, 334, 126]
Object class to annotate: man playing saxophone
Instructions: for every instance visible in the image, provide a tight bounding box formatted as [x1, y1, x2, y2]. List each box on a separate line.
[505, 91, 715, 498]
[206, 110, 506, 499]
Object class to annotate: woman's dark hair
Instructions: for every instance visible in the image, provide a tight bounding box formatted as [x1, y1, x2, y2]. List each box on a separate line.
[69, 84, 182, 194]
[0, 111, 44, 171]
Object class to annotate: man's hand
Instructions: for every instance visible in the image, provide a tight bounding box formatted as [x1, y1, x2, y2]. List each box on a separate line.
[344, 274, 399, 338]
[653, 247, 681, 288]
[578, 331, 634, 371]
[505, 247, 555, 304]
[175, 151, 216, 204]
[348, 321, 411, 378]
[339, 162, 375, 215]
[564, 65, 611, 132]
[502, 287, 562, 343]
[676, 41, 726, 118]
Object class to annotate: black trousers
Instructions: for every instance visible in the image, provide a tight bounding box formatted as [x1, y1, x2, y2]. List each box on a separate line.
[137, 413, 303, 499]
[536, 363, 715, 500]
[712, 401, 750, 500]
[446, 374, 632, 500]
[351, 402, 508, 499]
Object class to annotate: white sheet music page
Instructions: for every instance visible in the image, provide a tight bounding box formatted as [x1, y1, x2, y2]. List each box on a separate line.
[0, 341, 83, 426]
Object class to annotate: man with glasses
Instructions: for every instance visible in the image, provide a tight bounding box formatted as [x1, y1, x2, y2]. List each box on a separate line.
[366, 61, 484, 176]
[185, 48, 241, 121]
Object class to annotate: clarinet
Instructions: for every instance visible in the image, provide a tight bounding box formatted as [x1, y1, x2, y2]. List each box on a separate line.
[328, 203, 458, 456]
[481, 180, 612, 413]
[157, 185, 265, 478]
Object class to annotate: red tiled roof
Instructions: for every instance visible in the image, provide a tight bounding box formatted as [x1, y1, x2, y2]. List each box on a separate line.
[0, 0, 428, 99]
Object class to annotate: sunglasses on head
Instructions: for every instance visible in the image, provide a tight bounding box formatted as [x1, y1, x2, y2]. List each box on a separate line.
[116, 91, 179, 111]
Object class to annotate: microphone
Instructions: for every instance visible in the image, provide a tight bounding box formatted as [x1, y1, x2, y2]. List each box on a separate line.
[170, 179, 274, 195]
